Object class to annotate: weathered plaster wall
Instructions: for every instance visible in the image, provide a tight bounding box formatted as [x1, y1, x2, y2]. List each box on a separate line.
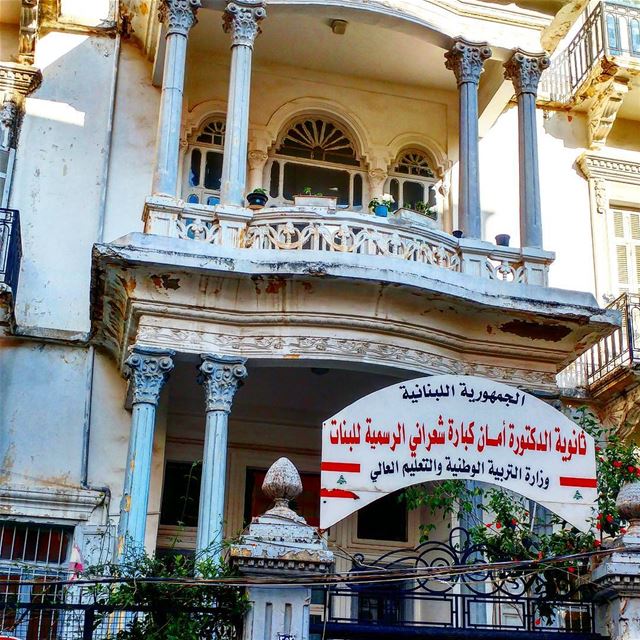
[0, 23, 19, 59]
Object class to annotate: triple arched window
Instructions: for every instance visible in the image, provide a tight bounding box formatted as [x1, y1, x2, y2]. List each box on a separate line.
[266, 117, 365, 210]
[183, 117, 226, 206]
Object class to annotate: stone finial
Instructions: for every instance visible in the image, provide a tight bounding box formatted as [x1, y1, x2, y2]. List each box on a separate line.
[262, 457, 304, 520]
[504, 49, 550, 96]
[616, 481, 640, 539]
[445, 38, 492, 86]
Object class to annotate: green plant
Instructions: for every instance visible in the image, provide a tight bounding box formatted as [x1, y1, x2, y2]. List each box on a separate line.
[302, 186, 313, 195]
[250, 187, 267, 195]
[412, 201, 437, 219]
[84, 547, 248, 640]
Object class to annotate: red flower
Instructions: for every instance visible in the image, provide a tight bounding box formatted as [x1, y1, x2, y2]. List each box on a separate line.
[594, 539, 602, 547]
[629, 466, 636, 473]
[535, 619, 541, 626]
[620, 527, 628, 534]
[597, 513, 603, 520]
[596, 523, 602, 530]
[537, 551, 544, 560]
[568, 566, 576, 574]
[595, 446, 601, 452]
[496, 522, 502, 529]
[606, 514, 614, 523]
[613, 461, 622, 468]
[511, 518, 518, 526]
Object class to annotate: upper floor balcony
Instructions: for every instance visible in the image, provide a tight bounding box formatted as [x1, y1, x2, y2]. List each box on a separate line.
[540, 1, 640, 147]
[0, 207, 21, 323]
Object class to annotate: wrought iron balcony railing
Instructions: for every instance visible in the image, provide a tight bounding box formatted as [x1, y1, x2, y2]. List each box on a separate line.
[0, 207, 21, 297]
[558, 292, 640, 392]
[541, 1, 640, 103]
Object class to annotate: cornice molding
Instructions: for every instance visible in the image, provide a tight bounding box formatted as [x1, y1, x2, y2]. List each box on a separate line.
[578, 154, 640, 184]
[0, 62, 42, 97]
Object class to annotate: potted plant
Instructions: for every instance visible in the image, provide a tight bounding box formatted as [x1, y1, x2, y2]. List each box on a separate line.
[414, 201, 437, 220]
[495, 234, 511, 247]
[246, 187, 268, 209]
[294, 186, 337, 209]
[368, 193, 394, 217]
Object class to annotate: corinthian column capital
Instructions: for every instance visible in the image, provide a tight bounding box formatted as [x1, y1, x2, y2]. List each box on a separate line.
[445, 38, 492, 86]
[504, 49, 550, 96]
[223, 0, 267, 48]
[125, 346, 175, 405]
[158, 0, 201, 36]
[198, 354, 248, 413]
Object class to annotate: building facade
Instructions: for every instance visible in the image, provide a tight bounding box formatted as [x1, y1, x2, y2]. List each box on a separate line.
[1, 0, 640, 636]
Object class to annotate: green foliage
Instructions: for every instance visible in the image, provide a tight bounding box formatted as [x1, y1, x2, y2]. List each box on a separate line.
[85, 547, 248, 640]
[250, 187, 267, 195]
[400, 406, 640, 616]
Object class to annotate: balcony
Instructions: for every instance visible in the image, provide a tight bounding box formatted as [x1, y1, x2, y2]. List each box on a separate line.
[143, 198, 555, 287]
[541, 1, 640, 104]
[558, 293, 639, 396]
[0, 207, 21, 301]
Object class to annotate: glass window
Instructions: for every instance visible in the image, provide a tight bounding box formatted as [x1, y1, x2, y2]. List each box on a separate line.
[353, 173, 363, 207]
[283, 163, 350, 206]
[189, 149, 201, 187]
[402, 181, 425, 210]
[270, 161, 280, 198]
[160, 461, 202, 527]
[204, 151, 223, 190]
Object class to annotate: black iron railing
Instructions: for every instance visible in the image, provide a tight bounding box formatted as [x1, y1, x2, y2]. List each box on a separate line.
[541, 1, 640, 102]
[558, 293, 640, 390]
[0, 208, 21, 296]
[310, 529, 602, 639]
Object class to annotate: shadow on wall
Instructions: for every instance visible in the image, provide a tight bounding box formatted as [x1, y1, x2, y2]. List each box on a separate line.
[542, 111, 588, 150]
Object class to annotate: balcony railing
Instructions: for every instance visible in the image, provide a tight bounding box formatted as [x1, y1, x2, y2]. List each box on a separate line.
[0, 207, 21, 296]
[144, 200, 555, 287]
[540, 1, 640, 103]
[558, 293, 640, 391]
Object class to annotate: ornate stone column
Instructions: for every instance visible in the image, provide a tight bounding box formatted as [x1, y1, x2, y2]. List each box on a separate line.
[117, 347, 175, 559]
[196, 354, 247, 557]
[368, 168, 388, 202]
[593, 481, 640, 639]
[0, 63, 41, 149]
[504, 50, 550, 249]
[445, 38, 491, 238]
[151, 0, 200, 198]
[230, 458, 334, 640]
[247, 149, 268, 193]
[220, 1, 266, 207]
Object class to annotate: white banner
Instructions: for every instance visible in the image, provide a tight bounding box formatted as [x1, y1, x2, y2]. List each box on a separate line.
[320, 375, 597, 532]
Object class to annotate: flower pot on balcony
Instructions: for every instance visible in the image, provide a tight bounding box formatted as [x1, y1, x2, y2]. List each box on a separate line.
[294, 194, 338, 210]
[374, 205, 389, 217]
[495, 234, 511, 247]
[247, 189, 268, 210]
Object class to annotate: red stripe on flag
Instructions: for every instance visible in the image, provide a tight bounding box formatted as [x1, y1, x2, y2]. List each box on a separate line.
[559, 477, 597, 488]
[320, 488, 360, 500]
[321, 462, 361, 473]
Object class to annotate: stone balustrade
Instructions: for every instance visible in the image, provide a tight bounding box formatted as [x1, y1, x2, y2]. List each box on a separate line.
[143, 197, 555, 287]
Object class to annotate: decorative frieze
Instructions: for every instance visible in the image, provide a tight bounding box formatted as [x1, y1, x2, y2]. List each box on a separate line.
[445, 38, 492, 86]
[578, 154, 640, 184]
[124, 346, 175, 405]
[503, 49, 550, 96]
[198, 354, 248, 413]
[158, 0, 201, 36]
[223, 0, 266, 48]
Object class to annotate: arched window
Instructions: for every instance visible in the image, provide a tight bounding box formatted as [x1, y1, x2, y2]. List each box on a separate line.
[267, 117, 365, 209]
[385, 149, 437, 217]
[182, 117, 226, 206]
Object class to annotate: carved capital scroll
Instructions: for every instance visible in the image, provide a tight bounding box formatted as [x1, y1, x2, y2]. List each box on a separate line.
[504, 49, 551, 96]
[223, 0, 266, 48]
[158, 0, 201, 37]
[125, 346, 175, 405]
[445, 38, 492, 86]
[198, 354, 248, 413]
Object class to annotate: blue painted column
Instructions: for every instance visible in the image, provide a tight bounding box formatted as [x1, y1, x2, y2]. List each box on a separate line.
[196, 354, 247, 558]
[219, 0, 266, 206]
[117, 346, 175, 560]
[445, 38, 492, 239]
[504, 50, 550, 249]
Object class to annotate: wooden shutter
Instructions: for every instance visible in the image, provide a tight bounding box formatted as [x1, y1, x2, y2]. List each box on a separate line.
[612, 208, 640, 294]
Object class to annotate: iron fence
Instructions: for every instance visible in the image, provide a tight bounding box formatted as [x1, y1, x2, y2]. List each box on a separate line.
[0, 208, 21, 296]
[557, 293, 640, 390]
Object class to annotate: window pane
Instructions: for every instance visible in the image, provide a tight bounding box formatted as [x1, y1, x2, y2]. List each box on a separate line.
[357, 491, 407, 541]
[204, 151, 223, 190]
[283, 163, 350, 206]
[206, 195, 220, 206]
[389, 179, 399, 212]
[270, 161, 280, 198]
[402, 181, 425, 210]
[353, 174, 363, 207]
[160, 461, 202, 527]
[189, 149, 201, 187]
[187, 193, 199, 204]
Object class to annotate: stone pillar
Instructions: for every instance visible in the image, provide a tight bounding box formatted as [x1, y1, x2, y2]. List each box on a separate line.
[230, 458, 334, 640]
[368, 168, 388, 201]
[247, 149, 268, 193]
[445, 38, 492, 239]
[593, 481, 640, 639]
[504, 50, 550, 250]
[220, 0, 266, 207]
[151, 0, 200, 198]
[117, 347, 175, 559]
[196, 354, 247, 557]
[0, 63, 41, 148]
